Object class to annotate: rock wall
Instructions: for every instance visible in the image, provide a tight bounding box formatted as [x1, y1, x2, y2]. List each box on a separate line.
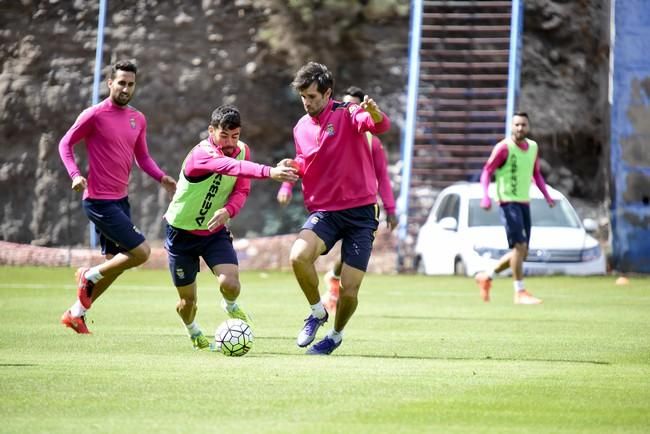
[0, 0, 610, 252]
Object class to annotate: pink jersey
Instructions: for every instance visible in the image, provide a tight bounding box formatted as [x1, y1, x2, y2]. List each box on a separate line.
[277, 134, 396, 215]
[292, 99, 391, 212]
[183, 135, 271, 222]
[58, 97, 166, 200]
[479, 138, 553, 203]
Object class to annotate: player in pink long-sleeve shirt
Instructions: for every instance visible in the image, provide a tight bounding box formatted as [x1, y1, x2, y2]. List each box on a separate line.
[277, 85, 398, 314]
[58, 60, 177, 334]
[475, 112, 555, 305]
[277, 62, 391, 355]
[163, 105, 297, 349]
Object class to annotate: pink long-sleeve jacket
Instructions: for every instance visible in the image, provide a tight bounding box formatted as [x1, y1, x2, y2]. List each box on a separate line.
[58, 98, 165, 200]
[292, 99, 390, 213]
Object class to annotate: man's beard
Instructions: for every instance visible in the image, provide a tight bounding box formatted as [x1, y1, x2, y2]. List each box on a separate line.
[114, 93, 131, 106]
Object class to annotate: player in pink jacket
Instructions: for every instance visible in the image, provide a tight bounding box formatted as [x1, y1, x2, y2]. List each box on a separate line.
[277, 62, 391, 355]
[58, 60, 177, 334]
[276, 86, 397, 314]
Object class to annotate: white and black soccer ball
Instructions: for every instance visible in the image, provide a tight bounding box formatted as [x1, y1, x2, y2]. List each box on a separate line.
[214, 318, 253, 357]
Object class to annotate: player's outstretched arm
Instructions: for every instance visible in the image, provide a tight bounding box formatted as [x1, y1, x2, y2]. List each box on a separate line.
[269, 166, 298, 183]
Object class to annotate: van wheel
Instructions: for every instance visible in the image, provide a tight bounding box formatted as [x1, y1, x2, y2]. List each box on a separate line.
[454, 258, 466, 276]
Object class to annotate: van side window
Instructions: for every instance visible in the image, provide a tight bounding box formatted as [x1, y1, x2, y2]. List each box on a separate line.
[435, 194, 460, 222]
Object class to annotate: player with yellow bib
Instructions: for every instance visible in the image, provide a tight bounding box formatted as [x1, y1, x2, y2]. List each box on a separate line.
[475, 112, 555, 305]
[164, 105, 298, 350]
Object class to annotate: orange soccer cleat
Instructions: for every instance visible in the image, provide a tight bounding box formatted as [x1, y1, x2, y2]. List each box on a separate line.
[321, 271, 340, 313]
[514, 290, 543, 305]
[475, 272, 492, 302]
[60, 310, 91, 334]
[75, 267, 94, 309]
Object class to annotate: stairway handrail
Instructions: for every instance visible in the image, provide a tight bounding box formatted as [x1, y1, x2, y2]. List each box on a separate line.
[397, 0, 423, 269]
[505, 0, 524, 137]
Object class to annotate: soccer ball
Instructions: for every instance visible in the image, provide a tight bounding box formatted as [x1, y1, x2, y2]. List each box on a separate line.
[214, 318, 253, 357]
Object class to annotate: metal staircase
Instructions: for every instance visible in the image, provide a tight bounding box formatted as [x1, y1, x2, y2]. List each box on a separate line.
[398, 0, 521, 270]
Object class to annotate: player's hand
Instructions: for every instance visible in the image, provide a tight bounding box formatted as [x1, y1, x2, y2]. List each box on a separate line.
[277, 158, 300, 170]
[480, 197, 491, 210]
[269, 166, 298, 183]
[71, 175, 87, 193]
[547, 198, 556, 208]
[386, 213, 398, 231]
[360, 95, 383, 123]
[160, 175, 177, 197]
[208, 208, 230, 231]
[277, 189, 292, 206]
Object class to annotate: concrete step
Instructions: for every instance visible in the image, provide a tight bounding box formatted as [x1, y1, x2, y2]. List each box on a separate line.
[423, 0, 511, 8]
[421, 36, 510, 45]
[423, 12, 511, 21]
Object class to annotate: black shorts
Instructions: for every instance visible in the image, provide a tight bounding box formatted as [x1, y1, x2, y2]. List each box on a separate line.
[302, 204, 379, 272]
[82, 197, 145, 256]
[164, 224, 238, 286]
[499, 202, 531, 248]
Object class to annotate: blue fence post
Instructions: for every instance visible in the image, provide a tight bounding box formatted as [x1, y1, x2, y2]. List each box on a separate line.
[505, 0, 523, 137]
[396, 0, 423, 270]
[89, 0, 107, 249]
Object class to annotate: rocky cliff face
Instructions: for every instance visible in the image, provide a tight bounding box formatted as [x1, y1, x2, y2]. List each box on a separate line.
[521, 0, 610, 202]
[0, 0, 608, 247]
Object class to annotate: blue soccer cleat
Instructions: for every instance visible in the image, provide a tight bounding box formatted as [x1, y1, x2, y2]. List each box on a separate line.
[296, 312, 328, 347]
[306, 335, 341, 355]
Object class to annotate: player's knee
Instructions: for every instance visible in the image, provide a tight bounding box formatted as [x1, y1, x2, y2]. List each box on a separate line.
[339, 282, 360, 298]
[131, 243, 151, 264]
[289, 247, 314, 267]
[219, 276, 241, 295]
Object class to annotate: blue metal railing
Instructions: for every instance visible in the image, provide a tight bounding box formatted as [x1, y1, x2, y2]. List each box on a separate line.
[89, 0, 107, 248]
[396, 0, 422, 268]
[505, 0, 524, 137]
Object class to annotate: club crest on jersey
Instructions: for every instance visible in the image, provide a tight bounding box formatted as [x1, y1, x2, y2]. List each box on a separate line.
[326, 123, 335, 136]
[129, 118, 136, 129]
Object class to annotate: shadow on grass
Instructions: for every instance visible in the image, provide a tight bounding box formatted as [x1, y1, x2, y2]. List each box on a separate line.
[0, 363, 39, 367]
[251, 350, 610, 365]
[379, 315, 592, 324]
[157, 334, 612, 365]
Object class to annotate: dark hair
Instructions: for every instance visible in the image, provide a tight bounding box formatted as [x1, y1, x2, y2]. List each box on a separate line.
[291, 62, 334, 94]
[344, 86, 365, 102]
[513, 111, 529, 120]
[210, 105, 241, 130]
[111, 60, 137, 79]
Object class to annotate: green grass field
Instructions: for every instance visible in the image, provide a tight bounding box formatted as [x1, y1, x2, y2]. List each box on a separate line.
[0, 266, 648, 434]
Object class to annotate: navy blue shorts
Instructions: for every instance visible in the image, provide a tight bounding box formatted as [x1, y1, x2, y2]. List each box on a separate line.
[302, 204, 379, 272]
[499, 202, 531, 248]
[164, 224, 238, 286]
[82, 197, 145, 256]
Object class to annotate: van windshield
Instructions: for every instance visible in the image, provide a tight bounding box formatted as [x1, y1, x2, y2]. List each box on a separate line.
[468, 198, 581, 228]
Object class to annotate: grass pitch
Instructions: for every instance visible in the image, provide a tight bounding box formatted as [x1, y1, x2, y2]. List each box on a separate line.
[0, 266, 648, 433]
